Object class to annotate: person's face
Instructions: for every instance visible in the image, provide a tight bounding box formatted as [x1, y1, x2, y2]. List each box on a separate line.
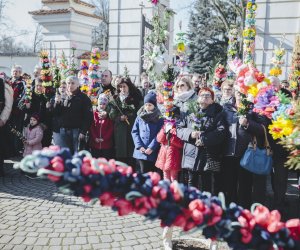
[66, 79, 79, 93]
[35, 82, 44, 94]
[34, 69, 41, 78]
[222, 86, 233, 98]
[198, 91, 213, 109]
[118, 83, 129, 95]
[115, 77, 122, 86]
[29, 117, 38, 126]
[177, 81, 189, 94]
[101, 71, 112, 86]
[12, 69, 21, 78]
[272, 80, 281, 90]
[192, 76, 201, 87]
[98, 103, 107, 111]
[283, 83, 289, 89]
[59, 84, 67, 95]
[234, 91, 242, 106]
[144, 103, 155, 112]
[143, 80, 150, 89]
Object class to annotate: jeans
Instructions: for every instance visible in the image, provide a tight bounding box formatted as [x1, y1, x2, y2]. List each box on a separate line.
[59, 128, 80, 154]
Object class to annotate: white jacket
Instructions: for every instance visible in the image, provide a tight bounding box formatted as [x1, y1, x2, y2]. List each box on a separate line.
[0, 83, 13, 124]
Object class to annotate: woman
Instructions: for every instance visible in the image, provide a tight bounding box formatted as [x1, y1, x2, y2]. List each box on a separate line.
[109, 77, 142, 166]
[177, 87, 226, 193]
[222, 87, 269, 208]
[174, 77, 197, 115]
[220, 80, 235, 106]
[25, 78, 52, 147]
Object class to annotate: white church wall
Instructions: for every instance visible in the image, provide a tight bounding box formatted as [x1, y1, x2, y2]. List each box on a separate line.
[256, 0, 300, 80]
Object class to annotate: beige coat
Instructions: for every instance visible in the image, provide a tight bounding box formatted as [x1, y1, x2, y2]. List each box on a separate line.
[0, 83, 13, 124]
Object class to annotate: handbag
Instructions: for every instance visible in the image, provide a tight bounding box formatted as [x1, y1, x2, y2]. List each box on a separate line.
[240, 125, 273, 175]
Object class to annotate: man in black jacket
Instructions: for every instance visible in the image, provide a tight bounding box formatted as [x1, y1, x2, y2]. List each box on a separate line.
[55, 76, 93, 154]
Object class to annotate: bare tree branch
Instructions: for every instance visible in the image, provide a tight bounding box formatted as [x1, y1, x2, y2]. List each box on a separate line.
[33, 24, 43, 53]
[211, 0, 230, 31]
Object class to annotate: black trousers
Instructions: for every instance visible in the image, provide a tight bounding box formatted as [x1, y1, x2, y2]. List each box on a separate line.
[222, 156, 240, 204]
[136, 159, 156, 174]
[238, 167, 267, 209]
[185, 169, 222, 195]
[271, 157, 288, 210]
[0, 125, 6, 175]
[91, 148, 114, 160]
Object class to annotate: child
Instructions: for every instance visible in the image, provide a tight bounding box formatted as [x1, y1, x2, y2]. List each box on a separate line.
[89, 94, 114, 159]
[131, 92, 164, 173]
[155, 121, 183, 182]
[23, 114, 43, 156]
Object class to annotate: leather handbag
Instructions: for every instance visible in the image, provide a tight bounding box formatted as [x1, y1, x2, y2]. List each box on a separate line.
[240, 125, 273, 175]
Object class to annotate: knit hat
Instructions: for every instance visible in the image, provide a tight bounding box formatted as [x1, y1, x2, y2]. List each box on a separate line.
[30, 113, 40, 122]
[144, 91, 157, 107]
[98, 93, 109, 105]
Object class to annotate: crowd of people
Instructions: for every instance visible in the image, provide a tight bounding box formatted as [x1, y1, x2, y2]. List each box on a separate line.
[0, 65, 296, 219]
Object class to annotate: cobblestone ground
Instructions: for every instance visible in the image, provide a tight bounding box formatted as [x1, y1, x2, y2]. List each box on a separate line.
[1, 159, 299, 250]
[0, 159, 226, 250]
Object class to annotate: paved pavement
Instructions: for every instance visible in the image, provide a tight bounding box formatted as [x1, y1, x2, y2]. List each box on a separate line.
[0, 159, 299, 250]
[0, 159, 214, 250]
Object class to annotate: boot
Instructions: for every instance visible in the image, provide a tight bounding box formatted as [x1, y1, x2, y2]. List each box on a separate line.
[162, 226, 173, 250]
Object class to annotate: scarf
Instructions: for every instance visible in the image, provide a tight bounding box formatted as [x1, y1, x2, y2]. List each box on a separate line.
[119, 93, 129, 102]
[175, 89, 195, 102]
[138, 107, 161, 123]
[29, 123, 39, 131]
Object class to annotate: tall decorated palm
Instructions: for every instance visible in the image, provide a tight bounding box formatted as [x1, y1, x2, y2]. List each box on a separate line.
[40, 50, 54, 100]
[88, 47, 101, 106]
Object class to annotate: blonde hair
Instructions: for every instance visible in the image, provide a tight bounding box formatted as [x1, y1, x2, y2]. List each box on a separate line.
[221, 79, 234, 91]
[175, 77, 193, 92]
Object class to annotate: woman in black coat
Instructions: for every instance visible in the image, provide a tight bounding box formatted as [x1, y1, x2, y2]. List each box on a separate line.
[222, 88, 270, 208]
[177, 87, 226, 194]
[25, 79, 52, 147]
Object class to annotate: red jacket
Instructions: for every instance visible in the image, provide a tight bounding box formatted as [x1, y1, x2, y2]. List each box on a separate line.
[89, 110, 114, 150]
[155, 125, 183, 172]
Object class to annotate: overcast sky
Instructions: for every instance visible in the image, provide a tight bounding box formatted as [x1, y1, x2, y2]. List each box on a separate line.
[3, 0, 194, 46]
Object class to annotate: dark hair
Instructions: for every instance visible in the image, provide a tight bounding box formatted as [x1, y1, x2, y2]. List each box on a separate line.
[117, 77, 139, 95]
[103, 69, 112, 78]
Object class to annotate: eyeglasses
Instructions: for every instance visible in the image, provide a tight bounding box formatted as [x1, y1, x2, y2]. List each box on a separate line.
[199, 94, 212, 98]
[223, 88, 233, 92]
[177, 84, 186, 88]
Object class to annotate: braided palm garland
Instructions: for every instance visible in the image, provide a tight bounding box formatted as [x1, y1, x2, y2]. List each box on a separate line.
[14, 146, 300, 250]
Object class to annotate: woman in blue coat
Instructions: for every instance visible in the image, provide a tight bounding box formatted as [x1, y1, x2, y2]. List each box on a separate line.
[131, 92, 164, 173]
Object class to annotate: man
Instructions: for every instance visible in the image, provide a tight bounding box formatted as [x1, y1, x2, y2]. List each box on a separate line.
[31, 65, 42, 90]
[0, 77, 14, 176]
[9, 65, 26, 155]
[191, 73, 201, 93]
[55, 76, 93, 154]
[100, 70, 116, 94]
[138, 78, 154, 98]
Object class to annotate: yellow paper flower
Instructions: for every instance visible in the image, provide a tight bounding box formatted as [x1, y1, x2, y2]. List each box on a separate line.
[247, 2, 252, 9]
[294, 70, 300, 76]
[248, 85, 259, 97]
[290, 81, 298, 89]
[269, 67, 282, 77]
[177, 42, 185, 53]
[269, 117, 294, 140]
[80, 85, 89, 92]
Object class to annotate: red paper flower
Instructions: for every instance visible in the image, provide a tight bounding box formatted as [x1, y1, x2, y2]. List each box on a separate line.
[286, 219, 300, 241]
[114, 199, 133, 216]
